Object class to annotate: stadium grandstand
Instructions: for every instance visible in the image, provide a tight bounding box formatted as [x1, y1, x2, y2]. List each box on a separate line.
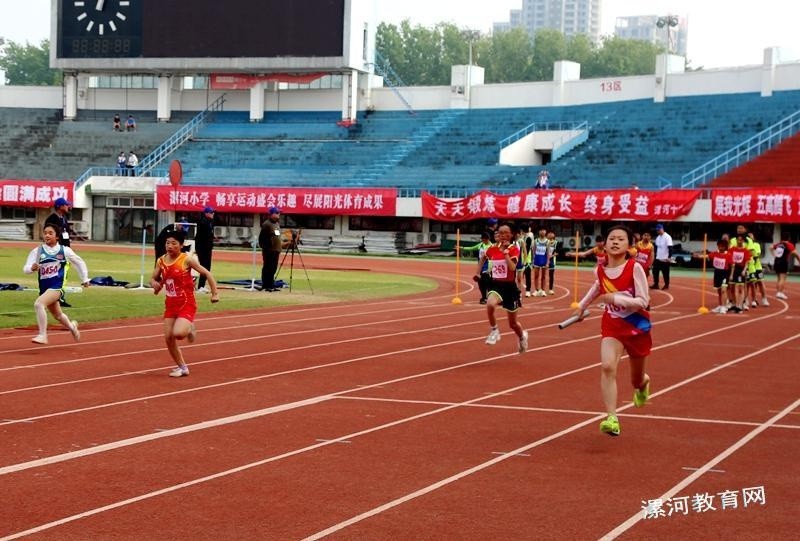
[1, 0, 799, 258]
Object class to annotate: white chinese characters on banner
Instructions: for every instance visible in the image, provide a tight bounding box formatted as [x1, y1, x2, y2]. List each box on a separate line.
[156, 186, 396, 216]
[0, 181, 72, 207]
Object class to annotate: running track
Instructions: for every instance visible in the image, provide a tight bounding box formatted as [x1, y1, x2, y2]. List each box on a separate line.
[1, 249, 798, 540]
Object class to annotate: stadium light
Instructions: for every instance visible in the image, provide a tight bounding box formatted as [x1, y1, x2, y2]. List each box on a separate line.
[656, 15, 679, 54]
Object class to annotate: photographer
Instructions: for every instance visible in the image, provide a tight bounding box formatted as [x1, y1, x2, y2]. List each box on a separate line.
[258, 206, 287, 292]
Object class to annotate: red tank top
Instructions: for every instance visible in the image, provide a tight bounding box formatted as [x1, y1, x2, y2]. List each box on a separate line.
[158, 252, 195, 300]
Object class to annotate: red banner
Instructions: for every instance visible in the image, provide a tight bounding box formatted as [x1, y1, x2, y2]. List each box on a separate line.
[711, 188, 800, 223]
[210, 73, 327, 90]
[0, 180, 74, 208]
[422, 189, 701, 222]
[156, 185, 397, 216]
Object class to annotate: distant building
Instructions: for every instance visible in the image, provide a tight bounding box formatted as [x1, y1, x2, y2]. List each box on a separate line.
[493, 0, 602, 42]
[614, 15, 689, 57]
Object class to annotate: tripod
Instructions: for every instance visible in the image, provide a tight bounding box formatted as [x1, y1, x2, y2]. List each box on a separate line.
[277, 230, 314, 293]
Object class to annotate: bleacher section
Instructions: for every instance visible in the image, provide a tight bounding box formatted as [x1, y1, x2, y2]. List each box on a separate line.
[169, 91, 800, 192]
[710, 132, 800, 187]
[0, 109, 181, 180]
[3, 91, 799, 190]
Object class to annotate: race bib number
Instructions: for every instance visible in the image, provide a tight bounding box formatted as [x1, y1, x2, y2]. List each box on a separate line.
[39, 262, 60, 280]
[774, 245, 785, 258]
[62, 231, 70, 240]
[712, 257, 727, 270]
[274, 228, 281, 236]
[491, 261, 509, 280]
[732, 252, 744, 264]
[164, 278, 178, 297]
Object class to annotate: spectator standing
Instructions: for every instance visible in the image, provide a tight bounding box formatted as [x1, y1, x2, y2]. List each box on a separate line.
[651, 223, 673, 290]
[194, 207, 216, 292]
[44, 197, 74, 307]
[113, 113, 121, 131]
[116, 152, 127, 175]
[536, 169, 550, 189]
[126, 150, 139, 175]
[770, 232, 800, 300]
[126, 114, 137, 131]
[258, 206, 287, 292]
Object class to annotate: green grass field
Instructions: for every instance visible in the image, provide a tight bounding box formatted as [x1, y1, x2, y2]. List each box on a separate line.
[0, 246, 436, 330]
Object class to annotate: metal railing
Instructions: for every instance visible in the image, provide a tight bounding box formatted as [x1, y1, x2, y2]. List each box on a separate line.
[373, 51, 415, 114]
[498, 120, 588, 149]
[680, 109, 800, 188]
[74, 95, 226, 190]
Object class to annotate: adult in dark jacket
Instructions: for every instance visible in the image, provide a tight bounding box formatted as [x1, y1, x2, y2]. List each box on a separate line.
[155, 221, 189, 260]
[258, 206, 286, 292]
[44, 197, 73, 306]
[194, 207, 215, 291]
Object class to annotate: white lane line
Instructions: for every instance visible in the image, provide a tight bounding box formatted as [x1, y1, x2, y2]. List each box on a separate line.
[0, 396, 331, 476]
[302, 332, 800, 541]
[681, 467, 725, 473]
[491, 451, 530, 457]
[601, 397, 800, 540]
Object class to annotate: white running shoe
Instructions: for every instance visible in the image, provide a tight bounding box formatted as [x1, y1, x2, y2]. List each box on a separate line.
[525, 291, 531, 298]
[775, 291, 788, 300]
[518, 330, 528, 354]
[31, 334, 48, 345]
[751, 301, 758, 308]
[760, 298, 770, 307]
[719, 306, 728, 314]
[485, 328, 501, 345]
[548, 289, 554, 295]
[70, 320, 80, 342]
[711, 306, 722, 313]
[742, 303, 749, 312]
[169, 366, 190, 377]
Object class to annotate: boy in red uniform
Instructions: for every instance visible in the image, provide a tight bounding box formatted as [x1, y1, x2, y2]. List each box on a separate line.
[633, 232, 655, 278]
[151, 229, 220, 377]
[474, 223, 528, 354]
[693, 239, 733, 313]
[567, 235, 607, 267]
[573, 225, 651, 436]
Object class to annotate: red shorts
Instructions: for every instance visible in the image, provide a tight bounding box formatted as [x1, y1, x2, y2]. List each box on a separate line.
[601, 314, 652, 358]
[164, 295, 197, 322]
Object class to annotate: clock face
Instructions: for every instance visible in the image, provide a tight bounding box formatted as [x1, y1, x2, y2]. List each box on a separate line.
[70, 0, 132, 36]
[58, 0, 142, 58]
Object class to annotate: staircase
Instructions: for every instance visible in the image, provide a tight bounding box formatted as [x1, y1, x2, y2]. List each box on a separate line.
[350, 110, 465, 184]
[710, 132, 800, 187]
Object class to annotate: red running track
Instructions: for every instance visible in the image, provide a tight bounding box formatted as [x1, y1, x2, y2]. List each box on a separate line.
[0, 252, 798, 540]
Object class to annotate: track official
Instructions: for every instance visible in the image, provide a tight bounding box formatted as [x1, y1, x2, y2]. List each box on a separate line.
[258, 206, 285, 292]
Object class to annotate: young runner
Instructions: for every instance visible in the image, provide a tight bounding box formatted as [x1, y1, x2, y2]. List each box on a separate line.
[474, 223, 528, 354]
[693, 238, 733, 313]
[770, 232, 800, 300]
[151, 229, 220, 377]
[572, 225, 651, 436]
[23, 223, 90, 344]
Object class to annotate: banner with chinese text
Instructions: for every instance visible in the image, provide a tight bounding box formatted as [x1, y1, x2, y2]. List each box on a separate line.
[0, 180, 74, 208]
[156, 185, 397, 216]
[422, 189, 701, 222]
[711, 188, 800, 223]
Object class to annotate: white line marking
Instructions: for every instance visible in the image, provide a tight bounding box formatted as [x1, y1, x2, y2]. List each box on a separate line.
[491, 451, 530, 457]
[601, 397, 800, 540]
[315, 439, 351, 444]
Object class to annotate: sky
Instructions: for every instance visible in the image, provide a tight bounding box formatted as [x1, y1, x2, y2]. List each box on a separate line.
[0, 0, 797, 69]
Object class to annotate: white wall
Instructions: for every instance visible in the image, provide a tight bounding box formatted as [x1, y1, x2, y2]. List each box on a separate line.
[0, 85, 62, 108]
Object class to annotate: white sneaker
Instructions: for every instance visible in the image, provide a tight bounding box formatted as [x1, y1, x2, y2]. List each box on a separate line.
[187, 324, 196, 344]
[31, 334, 48, 345]
[485, 328, 501, 345]
[719, 306, 728, 314]
[518, 330, 528, 354]
[525, 291, 531, 298]
[775, 291, 788, 300]
[751, 301, 758, 308]
[197, 286, 209, 294]
[548, 289, 554, 295]
[538, 290, 547, 297]
[169, 366, 190, 377]
[711, 306, 722, 313]
[760, 298, 770, 307]
[70, 320, 80, 342]
[742, 304, 749, 312]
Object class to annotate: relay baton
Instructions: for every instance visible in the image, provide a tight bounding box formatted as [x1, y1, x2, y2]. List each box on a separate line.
[558, 309, 591, 330]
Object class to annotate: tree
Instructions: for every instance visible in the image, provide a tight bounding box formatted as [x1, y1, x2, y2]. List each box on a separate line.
[0, 40, 62, 86]
[482, 28, 535, 83]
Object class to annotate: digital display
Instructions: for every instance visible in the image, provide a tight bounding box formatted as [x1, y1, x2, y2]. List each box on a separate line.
[57, 0, 345, 60]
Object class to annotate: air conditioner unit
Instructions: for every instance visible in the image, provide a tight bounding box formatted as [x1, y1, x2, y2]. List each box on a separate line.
[234, 227, 250, 238]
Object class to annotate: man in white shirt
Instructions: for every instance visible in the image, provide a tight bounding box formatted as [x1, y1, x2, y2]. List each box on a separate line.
[651, 223, 673, 290]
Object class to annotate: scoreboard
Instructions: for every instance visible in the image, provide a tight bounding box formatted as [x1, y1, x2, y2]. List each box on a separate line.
[52, 0, 355, 71]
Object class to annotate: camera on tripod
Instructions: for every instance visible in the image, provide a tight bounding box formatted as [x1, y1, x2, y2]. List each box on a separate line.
[287, 228, 302, 250]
